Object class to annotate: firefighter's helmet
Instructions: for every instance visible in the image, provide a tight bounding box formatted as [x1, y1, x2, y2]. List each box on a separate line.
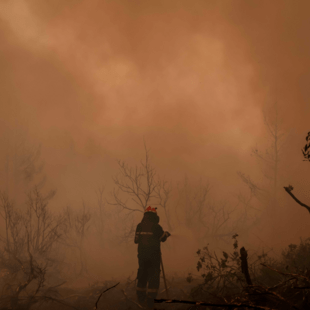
[144, 206, 157, 214]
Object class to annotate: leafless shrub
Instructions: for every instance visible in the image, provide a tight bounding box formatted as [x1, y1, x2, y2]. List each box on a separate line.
[0, 187, 68, 309]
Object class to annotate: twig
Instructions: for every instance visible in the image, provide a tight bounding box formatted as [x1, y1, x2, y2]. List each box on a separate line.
[159, 286, 171, 294]
[49, 281, 67, 290]
[32, 296, 80, 310]
[121, 289, 144, 309]
[268, 277, 296, 291]
[94, 282, 119, 310]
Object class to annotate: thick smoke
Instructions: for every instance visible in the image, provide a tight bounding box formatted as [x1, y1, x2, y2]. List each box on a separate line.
[0, 0, 309, 282]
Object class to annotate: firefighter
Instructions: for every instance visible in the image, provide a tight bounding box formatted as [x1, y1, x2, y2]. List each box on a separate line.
[134, 206, 171, 309]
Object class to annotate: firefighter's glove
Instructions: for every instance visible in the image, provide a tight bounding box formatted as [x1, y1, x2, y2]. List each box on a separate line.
[165, 231, 171, 238]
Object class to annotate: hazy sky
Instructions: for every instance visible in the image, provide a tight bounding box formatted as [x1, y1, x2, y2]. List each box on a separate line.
[1, 0, 310, 252]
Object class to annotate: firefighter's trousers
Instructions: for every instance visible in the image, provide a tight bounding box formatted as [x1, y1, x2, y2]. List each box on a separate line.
[136, 253, 161, 309]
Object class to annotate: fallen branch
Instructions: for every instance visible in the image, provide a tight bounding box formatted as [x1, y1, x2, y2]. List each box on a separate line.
[268, 277, 296, 291]
[154, 298, 272, 309]
[261, 263, 310, 282]
[283, 185, 310, 214]
[293, 286, 310, 289]
[94, 282, 120, 310]
[246, 285, 300, 310]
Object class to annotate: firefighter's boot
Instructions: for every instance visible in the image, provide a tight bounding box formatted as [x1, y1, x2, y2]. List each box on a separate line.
[136, 287, 147, 308]
[146, 290, 158, 310]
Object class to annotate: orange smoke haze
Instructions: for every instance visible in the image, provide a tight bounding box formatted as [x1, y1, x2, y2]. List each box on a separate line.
[1, 0, 310, 282]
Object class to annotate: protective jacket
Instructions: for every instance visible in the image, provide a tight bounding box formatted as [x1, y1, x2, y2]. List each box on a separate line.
[134, 212, 168, 256]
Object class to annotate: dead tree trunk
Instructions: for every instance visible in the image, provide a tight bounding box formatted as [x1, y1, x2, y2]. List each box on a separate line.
[240, 246, 252, 285]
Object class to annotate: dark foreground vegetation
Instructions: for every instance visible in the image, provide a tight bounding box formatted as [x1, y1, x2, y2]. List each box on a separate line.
[2, 227, 310, 309]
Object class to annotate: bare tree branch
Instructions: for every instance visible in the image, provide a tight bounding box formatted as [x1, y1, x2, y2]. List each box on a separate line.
[283, 185, 310, 214]
[154, 177, 173, 231]
[108, 142, 159, 214]
[94, 282, 120, 310]
[261, 263, 310, 282]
